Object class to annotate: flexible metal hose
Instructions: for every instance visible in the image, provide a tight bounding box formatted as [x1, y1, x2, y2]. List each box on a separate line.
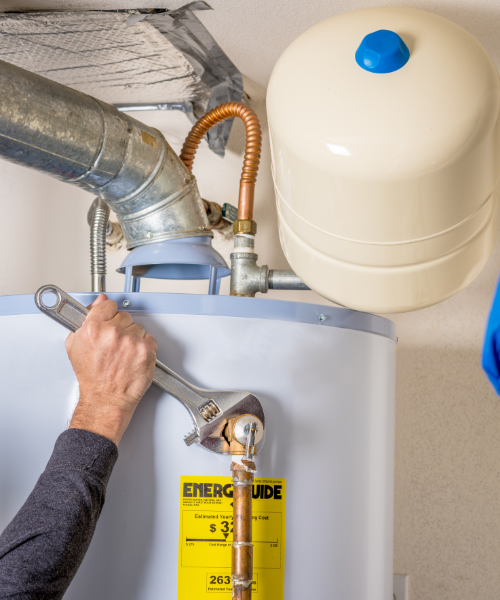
[88, 198, 110, 292]
[180, 102, 262, 221]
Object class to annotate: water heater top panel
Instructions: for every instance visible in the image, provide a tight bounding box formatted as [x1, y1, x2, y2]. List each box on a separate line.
[267, 7, 500, 313]
[0, 292, 397, 342]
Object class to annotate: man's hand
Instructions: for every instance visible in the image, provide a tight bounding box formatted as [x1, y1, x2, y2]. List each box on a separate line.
[65, 294, 157, 445]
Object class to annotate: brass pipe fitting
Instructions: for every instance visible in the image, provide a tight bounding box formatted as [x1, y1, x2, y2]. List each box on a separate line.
[179, 102, 262, 223]
[203, 200, 225, 229]
[233, 219, 257, 235]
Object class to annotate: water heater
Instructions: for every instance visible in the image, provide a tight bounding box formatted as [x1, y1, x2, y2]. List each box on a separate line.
[0, 293, 396, 600]
[267, 7, 500, 312]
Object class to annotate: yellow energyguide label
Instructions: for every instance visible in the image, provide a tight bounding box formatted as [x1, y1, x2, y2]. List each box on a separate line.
[177, 475, 286, 599]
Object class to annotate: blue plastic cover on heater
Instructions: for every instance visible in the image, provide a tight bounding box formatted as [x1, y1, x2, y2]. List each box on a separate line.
[117, 236, 230, 280]
[0, 292, 398, 342]
[118, 236, 230, 295]
[482, 277, 500, 394]
[355, 30, 410, 74]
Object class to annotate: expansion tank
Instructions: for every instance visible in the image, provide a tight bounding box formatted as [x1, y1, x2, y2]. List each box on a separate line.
[267, 7, 500, 312]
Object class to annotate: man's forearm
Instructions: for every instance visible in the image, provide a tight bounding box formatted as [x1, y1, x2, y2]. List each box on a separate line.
[0, 429, 117, 600]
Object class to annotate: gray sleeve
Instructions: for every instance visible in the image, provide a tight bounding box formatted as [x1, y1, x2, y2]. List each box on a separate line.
[0, 428, 118, 600]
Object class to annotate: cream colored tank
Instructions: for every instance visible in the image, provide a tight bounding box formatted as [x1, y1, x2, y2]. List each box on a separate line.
[267, 7, 500, 313]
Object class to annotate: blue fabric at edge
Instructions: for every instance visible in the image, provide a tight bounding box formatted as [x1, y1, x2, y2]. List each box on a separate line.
[482, 275, 500, 394]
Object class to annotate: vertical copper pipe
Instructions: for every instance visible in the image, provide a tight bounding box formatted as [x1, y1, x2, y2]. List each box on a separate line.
[179, 102, 262, 222]
[231, 464, 255, 599]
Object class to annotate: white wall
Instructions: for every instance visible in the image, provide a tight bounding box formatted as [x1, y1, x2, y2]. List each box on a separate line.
[2, 3, 500, 600]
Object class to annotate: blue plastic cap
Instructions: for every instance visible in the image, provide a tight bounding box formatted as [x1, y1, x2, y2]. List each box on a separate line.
[355, 30, 410, 74]
[117, 236, 230, 280]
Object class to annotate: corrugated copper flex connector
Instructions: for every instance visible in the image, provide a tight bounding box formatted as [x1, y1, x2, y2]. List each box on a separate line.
[180, 102, 262, 222]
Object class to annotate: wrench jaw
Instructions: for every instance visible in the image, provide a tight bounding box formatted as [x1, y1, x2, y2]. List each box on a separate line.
[183, 393, 266, 455]
[201, 429, 266, 455]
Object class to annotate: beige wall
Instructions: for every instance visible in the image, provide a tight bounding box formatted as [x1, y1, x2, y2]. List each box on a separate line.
[391, 247, 500, 599]
[2, 3, 500, 599]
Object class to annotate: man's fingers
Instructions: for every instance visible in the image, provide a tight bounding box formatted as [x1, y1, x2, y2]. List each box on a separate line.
[127, 325, 157, 354]
[144, 333, 158, 352]
[65, 331, 74, 353]
[85, 298, 118, 323]
[128, 322, 146, 338]
[87, 293, 108, 310]
[113, 310, 134, 329]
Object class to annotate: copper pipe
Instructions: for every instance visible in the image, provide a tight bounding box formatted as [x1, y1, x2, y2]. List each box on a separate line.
[231, 464, 255, 599]
[180, 102, 262, 222]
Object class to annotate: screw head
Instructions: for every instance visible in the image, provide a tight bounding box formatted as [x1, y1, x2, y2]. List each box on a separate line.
[123, 300, 131, 308]
[146, 231, 153, 239]
[318, 314, 326, 322]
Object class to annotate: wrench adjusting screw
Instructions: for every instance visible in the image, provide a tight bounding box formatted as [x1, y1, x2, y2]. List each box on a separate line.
[198, 400, 221, 421]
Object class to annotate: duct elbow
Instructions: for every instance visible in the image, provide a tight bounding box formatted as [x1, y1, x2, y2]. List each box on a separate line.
[0, 58, 211, 250]
[95, 115, 212, 249]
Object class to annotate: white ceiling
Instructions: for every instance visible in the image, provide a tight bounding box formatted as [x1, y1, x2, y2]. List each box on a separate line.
[0, 11, 209, 104]
[1, 0, 499, 89]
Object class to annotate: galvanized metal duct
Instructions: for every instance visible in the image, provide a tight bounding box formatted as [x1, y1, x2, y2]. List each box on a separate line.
[0, 59, 211, 249]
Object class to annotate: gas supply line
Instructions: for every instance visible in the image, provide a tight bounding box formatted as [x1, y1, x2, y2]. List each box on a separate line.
[87, 198, 110, 293]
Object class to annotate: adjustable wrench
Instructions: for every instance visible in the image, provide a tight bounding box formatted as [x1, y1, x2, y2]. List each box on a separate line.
[34, 285, 265, 455]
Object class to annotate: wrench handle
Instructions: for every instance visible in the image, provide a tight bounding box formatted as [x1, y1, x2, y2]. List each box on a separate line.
[35, 285, 89, 332]
[34, 285, 215, 430]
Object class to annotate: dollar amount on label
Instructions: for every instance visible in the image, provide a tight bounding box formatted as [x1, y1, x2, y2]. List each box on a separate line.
[181, 510, 282, 568]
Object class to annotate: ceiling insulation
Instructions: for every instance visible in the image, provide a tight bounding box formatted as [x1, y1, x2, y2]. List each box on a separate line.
[0, 2, 243, 155]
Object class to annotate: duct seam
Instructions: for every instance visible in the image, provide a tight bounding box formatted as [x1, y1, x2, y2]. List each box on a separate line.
[117, 177, 197, 222]
[70, 98, 108, 185]
[96, 124, 166, 201]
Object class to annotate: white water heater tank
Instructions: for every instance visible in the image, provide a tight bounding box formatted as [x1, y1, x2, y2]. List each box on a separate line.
[267, 7, 500, 313]
[0, 292, 396, 600]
